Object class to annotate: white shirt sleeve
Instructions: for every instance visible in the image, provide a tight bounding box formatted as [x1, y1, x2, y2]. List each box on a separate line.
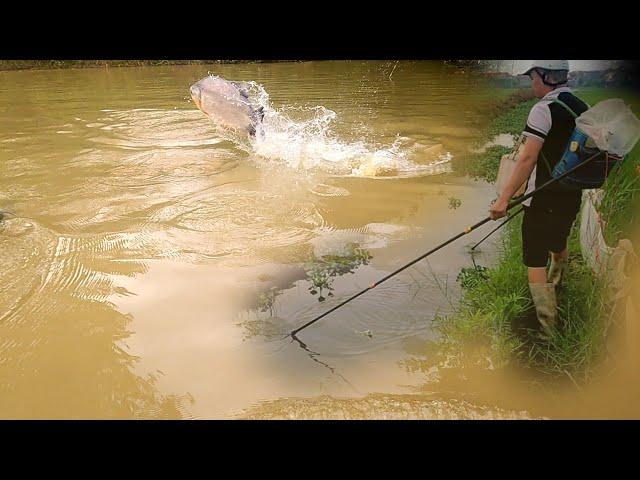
[522, 102, 552, 142]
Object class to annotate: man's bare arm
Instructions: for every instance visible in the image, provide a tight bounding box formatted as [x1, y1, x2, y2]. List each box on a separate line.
[489, 137, 543, 220]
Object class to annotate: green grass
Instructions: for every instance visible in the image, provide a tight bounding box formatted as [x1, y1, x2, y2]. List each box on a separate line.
[454, 90, 537, 182]
[437, 212, 608, 381]
[435, 222, 529, 368]
[441, 87, 638, 382]
[481, 99, 537, 141]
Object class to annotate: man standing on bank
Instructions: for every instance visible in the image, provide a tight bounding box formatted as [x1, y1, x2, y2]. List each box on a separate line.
[489, 60, 589, 336]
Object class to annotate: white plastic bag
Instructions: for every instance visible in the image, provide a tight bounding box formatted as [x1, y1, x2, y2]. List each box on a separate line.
[496, 136, 526, 198]
[576, 99, 640, 157]
[579, 189, 612, 276]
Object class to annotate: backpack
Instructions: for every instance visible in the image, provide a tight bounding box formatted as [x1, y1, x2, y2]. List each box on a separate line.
[542, 99, 625, 190]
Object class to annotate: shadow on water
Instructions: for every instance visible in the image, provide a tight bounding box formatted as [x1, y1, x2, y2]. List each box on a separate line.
[238, 243, 373, 336]
[236, 243, 376, 389]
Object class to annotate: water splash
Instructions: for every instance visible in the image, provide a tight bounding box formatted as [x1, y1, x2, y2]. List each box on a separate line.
[227, 81, 453, 178]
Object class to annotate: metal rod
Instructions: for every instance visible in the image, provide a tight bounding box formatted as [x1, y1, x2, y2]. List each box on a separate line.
[471, 206, 524, 251]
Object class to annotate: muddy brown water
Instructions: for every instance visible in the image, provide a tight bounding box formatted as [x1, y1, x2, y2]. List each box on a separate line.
[0, 61, 526, 419]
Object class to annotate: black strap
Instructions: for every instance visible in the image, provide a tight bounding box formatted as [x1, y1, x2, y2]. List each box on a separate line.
[552, 98, 579, 118]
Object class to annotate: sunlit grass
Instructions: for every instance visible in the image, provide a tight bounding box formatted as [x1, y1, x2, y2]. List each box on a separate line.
[437, 214, 608, 381]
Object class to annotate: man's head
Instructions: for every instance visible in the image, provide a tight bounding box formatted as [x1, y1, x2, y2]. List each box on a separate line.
[522, 60, 570, 98]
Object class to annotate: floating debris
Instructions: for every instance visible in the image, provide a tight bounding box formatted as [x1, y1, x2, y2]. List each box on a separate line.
[354, 329, 373, 339]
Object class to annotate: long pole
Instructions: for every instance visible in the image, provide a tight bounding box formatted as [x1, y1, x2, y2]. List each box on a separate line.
[289, 150, 604, 339]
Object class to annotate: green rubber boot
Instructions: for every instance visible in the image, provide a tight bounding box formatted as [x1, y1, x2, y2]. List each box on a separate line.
[529, 282, 558, 337]
[548, 256, 567, 288]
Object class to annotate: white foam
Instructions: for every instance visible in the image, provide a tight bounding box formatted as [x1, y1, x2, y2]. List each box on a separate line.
[233, 82, 454, 179]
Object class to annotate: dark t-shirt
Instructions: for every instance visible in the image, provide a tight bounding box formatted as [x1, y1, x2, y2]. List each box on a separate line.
[521, 87, 589, 211]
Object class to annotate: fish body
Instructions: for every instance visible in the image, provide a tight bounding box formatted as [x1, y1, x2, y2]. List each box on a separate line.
[189, 75, 264, 137]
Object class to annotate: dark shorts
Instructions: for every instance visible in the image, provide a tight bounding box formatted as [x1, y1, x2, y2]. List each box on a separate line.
[521, 202, 580, 268]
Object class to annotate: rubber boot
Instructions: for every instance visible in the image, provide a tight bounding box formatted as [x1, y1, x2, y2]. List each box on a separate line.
[548, 256, 567, 288]
[529, 282, 558, 337]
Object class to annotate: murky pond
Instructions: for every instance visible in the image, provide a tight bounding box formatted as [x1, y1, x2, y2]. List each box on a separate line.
[0, 61, 507, 418]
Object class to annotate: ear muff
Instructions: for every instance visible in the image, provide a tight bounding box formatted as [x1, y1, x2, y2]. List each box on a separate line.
[535, 68, 569, 87]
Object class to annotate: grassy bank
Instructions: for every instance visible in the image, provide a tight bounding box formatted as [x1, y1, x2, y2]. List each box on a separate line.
[442, 88, 640, 382]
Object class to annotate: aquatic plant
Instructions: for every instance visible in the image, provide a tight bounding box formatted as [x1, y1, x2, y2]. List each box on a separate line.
[456, 265, 489, 289]
[257, 286, 280, 316]
[448, 196, 462, 210]
[304, 243, 373, 302]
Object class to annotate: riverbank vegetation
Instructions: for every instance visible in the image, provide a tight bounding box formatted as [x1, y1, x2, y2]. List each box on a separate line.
[1, 60, 490, 72]
[0, 60, 297, 71]
[443, 88, 640, 383]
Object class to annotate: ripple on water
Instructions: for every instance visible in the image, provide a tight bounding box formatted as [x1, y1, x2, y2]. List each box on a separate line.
[308, 183, 351, 197]
[0, 218, 57, 325]
[0, 218, 159, 328]
[155, 191, 323, 262]
[46, 147, 242, 234]
[310, 223, 408, 257]
[37, 232, 157, 305]
[291, 274, 440, 355]
[238, 261, 448, 357]
[98, 149, 241, 185]
[82, 108, 225, 150]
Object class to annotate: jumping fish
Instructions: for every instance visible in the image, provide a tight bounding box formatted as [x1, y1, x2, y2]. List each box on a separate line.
[189, 75, 264, 137]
